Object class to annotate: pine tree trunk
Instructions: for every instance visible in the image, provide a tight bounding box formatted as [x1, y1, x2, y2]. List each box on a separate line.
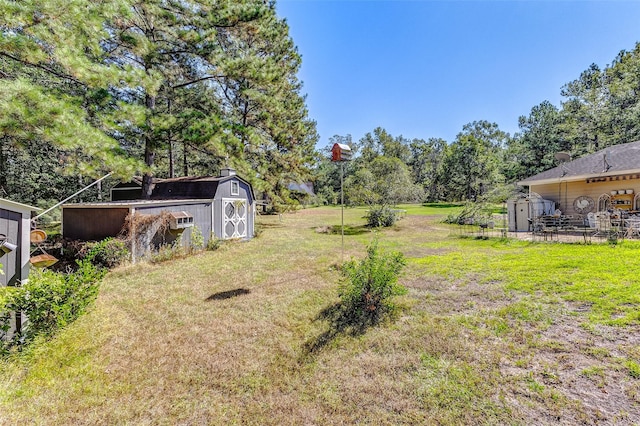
[168, 97, 174, 178]
[142, 93, 156, 199]
[0, 139, 6, 194]
[183, 142, 189, 176]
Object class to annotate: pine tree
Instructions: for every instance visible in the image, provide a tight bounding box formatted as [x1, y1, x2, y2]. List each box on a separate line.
[0, 0, 141, 178]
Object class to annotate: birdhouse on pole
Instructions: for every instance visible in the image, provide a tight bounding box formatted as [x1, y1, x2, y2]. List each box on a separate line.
[331, 143, 352, 162]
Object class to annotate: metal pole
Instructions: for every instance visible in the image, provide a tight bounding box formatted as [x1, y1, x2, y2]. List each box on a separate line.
[33, 172, 113, 221]
[341, 161, 344, 260]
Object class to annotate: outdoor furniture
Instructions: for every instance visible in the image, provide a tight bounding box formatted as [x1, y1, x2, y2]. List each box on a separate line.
[536, 215, 561, 240]
[593, 212, 612, 237]
[624, 218, 640, 238]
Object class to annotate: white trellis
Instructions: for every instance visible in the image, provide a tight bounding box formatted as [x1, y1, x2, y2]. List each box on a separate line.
[222, 199, 247, 239]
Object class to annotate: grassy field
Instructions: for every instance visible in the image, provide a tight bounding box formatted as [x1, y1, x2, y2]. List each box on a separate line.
[1, 204, 639, 424]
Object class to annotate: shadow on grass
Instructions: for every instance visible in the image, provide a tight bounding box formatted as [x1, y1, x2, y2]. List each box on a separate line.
[300, 302, 385, 362]
[423, 202, 463, 208]
[314, 225, 371, 236]
[206, 288, 251, 301]
[258, 222, 286, 229]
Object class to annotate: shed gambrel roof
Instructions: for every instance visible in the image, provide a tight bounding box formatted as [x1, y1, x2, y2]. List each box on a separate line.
[151, 175, 255, 201]
[113, 174, 256, 201]
[518, 141, 640, 186]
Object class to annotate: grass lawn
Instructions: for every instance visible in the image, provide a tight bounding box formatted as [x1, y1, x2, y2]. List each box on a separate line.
[1, 204, 639, 424]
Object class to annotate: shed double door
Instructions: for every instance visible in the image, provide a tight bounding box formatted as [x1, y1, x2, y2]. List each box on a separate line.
[222, 199, 247, 239]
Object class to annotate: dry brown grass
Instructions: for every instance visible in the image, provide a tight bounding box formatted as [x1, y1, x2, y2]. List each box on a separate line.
[0, 206, 638, 424]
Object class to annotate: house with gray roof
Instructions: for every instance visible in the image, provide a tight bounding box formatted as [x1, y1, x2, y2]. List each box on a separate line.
[518, 141, 640, 216]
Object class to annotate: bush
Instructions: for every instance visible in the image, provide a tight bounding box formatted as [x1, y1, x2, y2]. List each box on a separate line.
[19, 260, 104, 340]
[443, 201, 490, 225]
[149, 241, 186, 263]
[365, 205, 399, 228]
[189, 226, 205, 252]
[0, 260, 105, 348]
[206, 234, 221, 251]
[0, 287, 19, 353]
[83, 238, 129, 269]
[253, 222, 264, 238]
[339, 239, 407, 325]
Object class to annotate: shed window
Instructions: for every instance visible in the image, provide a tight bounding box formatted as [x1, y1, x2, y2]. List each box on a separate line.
[231, 181, 239, 195]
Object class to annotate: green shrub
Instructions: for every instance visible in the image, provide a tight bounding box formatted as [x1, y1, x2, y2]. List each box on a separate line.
[365, 205, 399, 228]
[19, 260, 104, 340]
[253, 222, 264, 238]
[206, 234, 221, 251]
[190, 226, 205, 252]
[443, 201, 490, 225]
[0, 287, 19, 352]
[83, 238, 129, 269]
[339, 239, 407, 325]
[149, 241, 185, 263]
[0, 260, 105, 348]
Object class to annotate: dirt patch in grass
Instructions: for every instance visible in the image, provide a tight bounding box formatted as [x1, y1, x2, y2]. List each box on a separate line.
[501, 311, 640, 425]
[404, 275, 518, 314]
[406, 272, 640, 424]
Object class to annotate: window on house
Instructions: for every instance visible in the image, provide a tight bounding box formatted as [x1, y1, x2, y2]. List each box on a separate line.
[231, 181, 239, 195]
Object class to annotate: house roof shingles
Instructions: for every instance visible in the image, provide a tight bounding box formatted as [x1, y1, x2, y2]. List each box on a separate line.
[518, 141, 640, 186]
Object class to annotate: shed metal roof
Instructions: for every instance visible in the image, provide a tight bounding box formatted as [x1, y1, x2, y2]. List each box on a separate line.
[518, 141, 640, 186]
[62, 199, 211, 209]
[0, 198, 42, 214]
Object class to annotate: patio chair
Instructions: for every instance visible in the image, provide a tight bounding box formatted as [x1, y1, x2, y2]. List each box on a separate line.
[625, 218, 640, 238]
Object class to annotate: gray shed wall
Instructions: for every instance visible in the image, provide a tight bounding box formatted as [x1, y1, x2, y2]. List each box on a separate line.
[0, 209, 22, 286]
[136, 202, 212, 248]
[0, 202, 33, 340]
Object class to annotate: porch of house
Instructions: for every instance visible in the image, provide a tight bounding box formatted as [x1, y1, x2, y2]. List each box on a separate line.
[454, 213, 638, 243]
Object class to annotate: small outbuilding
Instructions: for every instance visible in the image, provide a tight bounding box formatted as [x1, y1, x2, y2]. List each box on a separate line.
[0, 199, 40, 287]
[0, 199, 40, 338]
[507, 195, 556, 232]
[62, 169, 256, 256]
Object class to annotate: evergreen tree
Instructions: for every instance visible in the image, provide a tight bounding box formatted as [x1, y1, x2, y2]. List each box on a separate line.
[215, 3, 318, 206]
[0, 0, 141, 178]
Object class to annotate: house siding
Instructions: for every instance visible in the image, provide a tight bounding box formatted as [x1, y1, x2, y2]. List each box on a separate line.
[530, 179, 640, 216]
[136, 202, 212, 247]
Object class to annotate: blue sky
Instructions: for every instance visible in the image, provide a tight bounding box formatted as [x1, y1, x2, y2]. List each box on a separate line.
[276, 1, 640, 147]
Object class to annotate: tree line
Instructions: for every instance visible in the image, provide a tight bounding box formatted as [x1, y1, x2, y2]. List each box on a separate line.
[312, 42, 640, 207]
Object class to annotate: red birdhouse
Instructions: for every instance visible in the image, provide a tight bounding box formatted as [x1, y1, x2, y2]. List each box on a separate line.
[331, 143, 352, 162]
